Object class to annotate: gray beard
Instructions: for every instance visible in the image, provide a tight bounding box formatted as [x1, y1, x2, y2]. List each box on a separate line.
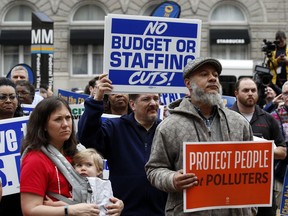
[190, 82, 224, 108]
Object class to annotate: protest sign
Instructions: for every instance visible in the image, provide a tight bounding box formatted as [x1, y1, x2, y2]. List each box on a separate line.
[280, 167, 288, 215]
[183, 141, 273, 212]
[222, 95, 236, 108]
[58, 89, 89, 104]
[160, 93, 186, 105]
[0, 116, 29, 196]
[104, 14, 201, 94]
[21, 104, 36, 116]
[70, 104, 121, 133]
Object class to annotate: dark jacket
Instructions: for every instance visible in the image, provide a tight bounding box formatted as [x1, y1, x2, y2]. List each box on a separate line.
[77, 97, 167, 216]
[231, 102, 285, 146]
[231, 102, 286, 183]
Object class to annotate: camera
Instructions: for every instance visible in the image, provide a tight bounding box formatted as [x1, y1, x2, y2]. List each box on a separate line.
[254, 39, 278, 87]
[253, 65, 273, 107]
[261, 39, 279, 56]
[253, 39, 280, 107]
[262, 39, 276, 52]
[254, 65, 272, 86]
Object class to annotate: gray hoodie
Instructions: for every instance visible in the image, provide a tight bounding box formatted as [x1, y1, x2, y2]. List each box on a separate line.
[145, 97, 257, 216]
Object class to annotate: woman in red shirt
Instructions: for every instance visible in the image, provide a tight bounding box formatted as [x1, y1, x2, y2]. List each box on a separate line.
[20, 97, 123, 216]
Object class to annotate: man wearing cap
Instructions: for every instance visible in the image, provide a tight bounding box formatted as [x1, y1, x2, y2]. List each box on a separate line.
[145, 57, 257, 215]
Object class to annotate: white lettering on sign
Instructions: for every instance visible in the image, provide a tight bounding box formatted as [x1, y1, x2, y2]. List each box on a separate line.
[0, 130, 18, 154]
[216, 39, 245, 44]
[143, 21, 168, 35]
[128, 71, 175, 86]
[31, 29, 53, 44]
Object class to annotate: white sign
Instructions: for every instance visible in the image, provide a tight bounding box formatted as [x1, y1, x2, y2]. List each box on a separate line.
[104, 14, 201, 94]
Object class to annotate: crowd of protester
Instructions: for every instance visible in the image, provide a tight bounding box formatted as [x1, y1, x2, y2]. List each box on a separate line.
[0, 29, 288, 216]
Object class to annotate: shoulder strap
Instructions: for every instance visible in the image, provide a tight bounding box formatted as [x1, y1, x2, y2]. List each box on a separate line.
[41, 145, 83, 188]
[41, 145, 92, 203]
[47, 192, 78, 205]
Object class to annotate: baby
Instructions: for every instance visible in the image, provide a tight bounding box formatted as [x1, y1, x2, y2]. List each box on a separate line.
[73, 148, 113, 214]
[45, 148, 121, 215]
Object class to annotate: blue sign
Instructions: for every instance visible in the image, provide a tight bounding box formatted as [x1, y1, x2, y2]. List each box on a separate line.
[222, 95, 236, 108]
[0, 116, 29, 196]
[104, 14, 201, 94]
[280, 166, 288, 215]
[58, 89, 89, 104]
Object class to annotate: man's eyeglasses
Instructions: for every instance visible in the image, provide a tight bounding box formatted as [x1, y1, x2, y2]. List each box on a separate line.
[0, 94, 17, 102]
[282, 92, 288, 96]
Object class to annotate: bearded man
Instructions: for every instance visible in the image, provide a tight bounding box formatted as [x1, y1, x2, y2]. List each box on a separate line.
[145, 57, 258, 216]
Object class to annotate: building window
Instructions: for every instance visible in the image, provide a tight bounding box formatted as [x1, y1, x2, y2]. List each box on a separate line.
[210, 4, 249, 60]
[0, 5, 33, 77]
[71, 5, 105, 76]
[211, 41, 248, 60]
[3, 46, 30, 76]
[211, 5, 245, 22]
[71, 45, 103, 75]
[74, 5, 105, 21]
[4, 5, 32, 22]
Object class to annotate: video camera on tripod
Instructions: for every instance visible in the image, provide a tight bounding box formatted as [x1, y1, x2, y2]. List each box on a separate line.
[261, 39, 279, 57]
[254, 39, 279, 86]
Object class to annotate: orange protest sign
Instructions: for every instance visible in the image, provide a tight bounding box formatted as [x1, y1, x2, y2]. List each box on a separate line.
[183, 141, 273, 212]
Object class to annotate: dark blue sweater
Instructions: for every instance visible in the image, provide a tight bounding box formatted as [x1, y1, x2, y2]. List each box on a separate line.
[78, 97, 167, 216]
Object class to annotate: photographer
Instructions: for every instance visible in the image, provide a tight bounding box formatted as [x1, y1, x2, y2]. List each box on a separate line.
[270, 31, 288, 88]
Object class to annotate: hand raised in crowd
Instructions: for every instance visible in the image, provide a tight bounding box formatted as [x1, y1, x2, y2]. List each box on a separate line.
[173, 169, 198, 192]
[105, 197, 124, 216]
[93, 74, 113, 101]
[272, 93, 284, 108]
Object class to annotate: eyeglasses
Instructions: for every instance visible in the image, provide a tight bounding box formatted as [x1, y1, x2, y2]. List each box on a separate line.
[282, 92, 288, 96]
[0, 94, 17, 102]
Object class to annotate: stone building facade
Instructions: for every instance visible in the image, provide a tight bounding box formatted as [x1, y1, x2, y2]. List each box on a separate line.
[0, 0, 287, 92]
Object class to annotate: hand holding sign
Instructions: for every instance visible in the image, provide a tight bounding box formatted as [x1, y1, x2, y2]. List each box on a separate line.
[93, 74, 113, 101]
[173, 169, 198, 191]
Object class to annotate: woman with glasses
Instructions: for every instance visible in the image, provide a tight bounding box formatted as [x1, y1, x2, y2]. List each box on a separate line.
[15, 80, 35, 105]
[0, 77, 23, 215]
[0, 77, 23, 119]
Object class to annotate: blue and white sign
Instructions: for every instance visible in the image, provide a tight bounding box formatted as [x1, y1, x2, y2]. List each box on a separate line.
[0, 116, 29, 196]
[104, 14, 201, 94]
[58, 89, 89, 104]
[222, 95, 236, 108]
[21, 104, 36, 116]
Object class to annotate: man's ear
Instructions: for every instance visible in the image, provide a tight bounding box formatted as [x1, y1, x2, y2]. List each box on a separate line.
[89, 86, 94, 94]
[129, 100, 136, 111]
[184, 78, 192, 91]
